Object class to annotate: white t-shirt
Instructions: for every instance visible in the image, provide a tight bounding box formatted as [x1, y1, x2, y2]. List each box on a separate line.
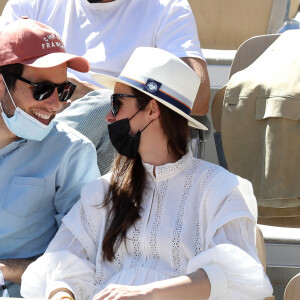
[21, 151, 273, 300]
[2, 0, 204, 86]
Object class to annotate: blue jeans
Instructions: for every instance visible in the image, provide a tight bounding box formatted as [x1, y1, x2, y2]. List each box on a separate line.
[5, 281, 21, 298]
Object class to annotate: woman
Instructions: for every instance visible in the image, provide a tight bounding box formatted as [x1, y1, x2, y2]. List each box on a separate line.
[21, 47, 272, 300]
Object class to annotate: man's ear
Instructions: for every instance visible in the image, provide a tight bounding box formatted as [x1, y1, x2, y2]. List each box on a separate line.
[148, 99, 160, 120]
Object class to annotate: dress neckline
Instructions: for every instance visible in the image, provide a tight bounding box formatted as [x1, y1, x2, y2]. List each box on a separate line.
[142, 149, 193, 182]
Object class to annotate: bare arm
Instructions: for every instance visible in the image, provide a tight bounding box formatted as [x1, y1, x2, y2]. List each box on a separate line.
[146, 268, 210, 300]
[0, 258, 35, 284]
[181, 57, 210, 116]
[68, 77, 100, 101]
[58, 77, 101, 113]
[92, 268, 210, 300]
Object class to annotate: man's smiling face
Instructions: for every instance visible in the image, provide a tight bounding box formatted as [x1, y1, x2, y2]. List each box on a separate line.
[1, 64, 67, 126]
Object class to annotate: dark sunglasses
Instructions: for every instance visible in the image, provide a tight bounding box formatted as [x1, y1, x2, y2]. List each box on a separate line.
[10, 73, 77, 102]
[110, 93, 137, 116]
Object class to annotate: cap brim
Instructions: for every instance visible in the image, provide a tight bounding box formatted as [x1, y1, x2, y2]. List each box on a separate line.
[92, 73, 208, 130]
[21, 52, 90, 73]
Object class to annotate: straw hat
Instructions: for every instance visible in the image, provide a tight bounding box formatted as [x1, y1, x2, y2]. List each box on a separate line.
[93, 47, 207, 130]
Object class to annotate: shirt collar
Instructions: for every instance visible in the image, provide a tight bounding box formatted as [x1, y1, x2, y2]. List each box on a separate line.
[79, 0, 127, 12]
[0, 139, 27, 156]
[143, 148, 193, 182]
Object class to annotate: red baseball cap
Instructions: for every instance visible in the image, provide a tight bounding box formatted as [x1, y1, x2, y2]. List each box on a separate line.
[0, 17, 90, 72]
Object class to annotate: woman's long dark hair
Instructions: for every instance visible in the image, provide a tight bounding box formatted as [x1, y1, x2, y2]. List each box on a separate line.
[102, 88, 190, 261]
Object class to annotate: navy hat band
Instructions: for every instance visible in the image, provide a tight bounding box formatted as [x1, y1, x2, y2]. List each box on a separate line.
[119, 76, 191, 115]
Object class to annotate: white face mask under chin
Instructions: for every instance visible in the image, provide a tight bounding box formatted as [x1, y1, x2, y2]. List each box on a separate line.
[0, 75, 54, 141]
[0, 108, 54, 141]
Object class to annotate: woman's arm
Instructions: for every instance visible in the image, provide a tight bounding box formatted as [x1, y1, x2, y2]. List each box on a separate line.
[21, 219, 96, 300]
[21, 225, 96, 300]
[92, 269, 210, 300]
[93, 186, 272, 300]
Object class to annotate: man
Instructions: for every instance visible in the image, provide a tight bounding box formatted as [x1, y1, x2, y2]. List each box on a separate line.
[2, 0, 210, 114]
[221, 30, 300, 228]
[0, 18, 100, 297]
[2, 0, 210, 174]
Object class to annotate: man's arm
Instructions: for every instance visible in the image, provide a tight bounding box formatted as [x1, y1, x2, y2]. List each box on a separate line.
[54, 141, 100, 227]
[181, 57, 211, 116]
[0, 258, 35, 284]
[67, 77, 100, 102]
[58, 78, 100, 113]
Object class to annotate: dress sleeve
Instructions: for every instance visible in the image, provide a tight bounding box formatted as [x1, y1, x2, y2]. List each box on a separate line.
[20, 177, 108, 300]
[21, 223, 96, 300]
[187, 184, 273, 299]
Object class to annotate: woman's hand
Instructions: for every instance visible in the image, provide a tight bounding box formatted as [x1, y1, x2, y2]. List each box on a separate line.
[92, 284, 152, 300]
[92, 270, 211, 300]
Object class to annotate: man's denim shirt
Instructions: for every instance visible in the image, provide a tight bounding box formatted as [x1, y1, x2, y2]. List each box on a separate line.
[0, 121, 100, 259]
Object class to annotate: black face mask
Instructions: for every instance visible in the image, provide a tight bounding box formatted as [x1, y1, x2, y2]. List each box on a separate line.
[108, 111, 153, 159]
[108, 118, 141, 159]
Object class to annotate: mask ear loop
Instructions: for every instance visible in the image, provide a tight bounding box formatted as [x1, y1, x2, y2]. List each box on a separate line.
[0, 99, 4, 113]
[129, 109, 141, 121]
[1, 74, 17, 113]
[140, 119, 153, 133]
[128, 109, 154, 134]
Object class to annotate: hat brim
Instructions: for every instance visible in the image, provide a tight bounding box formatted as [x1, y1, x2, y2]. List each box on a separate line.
[92, 73, 208, 130]
[21, 52, 90, 73]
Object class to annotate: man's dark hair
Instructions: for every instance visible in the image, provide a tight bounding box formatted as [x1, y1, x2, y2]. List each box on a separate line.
[0, 63, 24, 90]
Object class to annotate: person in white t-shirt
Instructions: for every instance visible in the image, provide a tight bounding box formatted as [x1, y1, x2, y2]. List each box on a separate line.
[20, 47, 272, 300]
[1, 0, 211, 174]
[2, 0, 210, 114]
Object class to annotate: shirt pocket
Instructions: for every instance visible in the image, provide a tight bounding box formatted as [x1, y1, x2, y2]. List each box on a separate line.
[255, 97, 300, 121]
[3, 176, 50, 217]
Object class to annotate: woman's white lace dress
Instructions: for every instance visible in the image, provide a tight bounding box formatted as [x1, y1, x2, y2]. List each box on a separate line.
[21, 150, 273, 300]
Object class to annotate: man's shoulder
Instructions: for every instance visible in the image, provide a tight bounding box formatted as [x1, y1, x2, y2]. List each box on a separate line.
[82, 173, 112, 198]
[3, 0, 65, 13]
[1, 0, 70, 26]
[45, 120, 94, 146]
[150, 0, 191, 9]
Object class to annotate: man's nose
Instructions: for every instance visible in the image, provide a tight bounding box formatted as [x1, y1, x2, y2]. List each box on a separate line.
[44, 89, 63, 111]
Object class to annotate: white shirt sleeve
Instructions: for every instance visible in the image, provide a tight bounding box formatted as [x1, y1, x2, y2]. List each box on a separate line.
[155, 0, 205, 60]
[187, 187, 273, 300]
[1, 0, 38, 24]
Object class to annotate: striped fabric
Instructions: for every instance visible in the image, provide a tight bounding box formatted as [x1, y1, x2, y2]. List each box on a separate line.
[56, 89, 116, 175]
